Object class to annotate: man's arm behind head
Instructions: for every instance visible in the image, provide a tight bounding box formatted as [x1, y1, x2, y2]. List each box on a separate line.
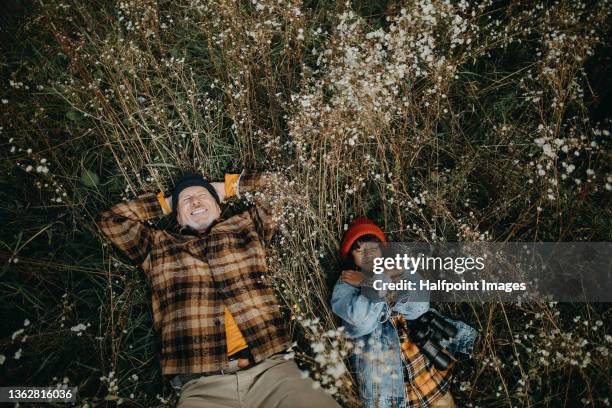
[97, 192, 167, 265]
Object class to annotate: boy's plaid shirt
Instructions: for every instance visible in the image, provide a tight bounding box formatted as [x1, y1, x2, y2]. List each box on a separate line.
[391, 314, 453, 407]
[96, 171, 290, 375]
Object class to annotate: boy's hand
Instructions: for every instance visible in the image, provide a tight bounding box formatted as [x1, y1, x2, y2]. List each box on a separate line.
[341, 270, 365, 287]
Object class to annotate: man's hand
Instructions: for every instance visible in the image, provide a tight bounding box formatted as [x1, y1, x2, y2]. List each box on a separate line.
[341, 270, 365, 287]
[211, 181, 226, 202]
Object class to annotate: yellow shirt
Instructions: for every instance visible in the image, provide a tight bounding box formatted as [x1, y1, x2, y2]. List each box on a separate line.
[224, 307, 248, 355]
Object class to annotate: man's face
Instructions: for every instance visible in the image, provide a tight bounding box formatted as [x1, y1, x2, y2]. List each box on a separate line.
[176, 186, 221, 232]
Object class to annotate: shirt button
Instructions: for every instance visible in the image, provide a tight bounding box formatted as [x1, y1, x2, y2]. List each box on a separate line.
[214, 318, 221, 326]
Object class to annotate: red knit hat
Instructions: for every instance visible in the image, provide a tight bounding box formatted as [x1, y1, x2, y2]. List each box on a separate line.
[340, 217, 387, 260]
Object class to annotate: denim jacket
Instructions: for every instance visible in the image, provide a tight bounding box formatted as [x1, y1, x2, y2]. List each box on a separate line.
[331, 280, 478, 408]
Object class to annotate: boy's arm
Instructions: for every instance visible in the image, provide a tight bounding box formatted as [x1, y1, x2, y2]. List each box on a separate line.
[393, 300, 430, 320]
[96, 192, 170, 265]
[331, 280, 386, 338]
[391, 270, 430, 320]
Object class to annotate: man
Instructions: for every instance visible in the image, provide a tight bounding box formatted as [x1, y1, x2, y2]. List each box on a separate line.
[97, 170, 340, 408]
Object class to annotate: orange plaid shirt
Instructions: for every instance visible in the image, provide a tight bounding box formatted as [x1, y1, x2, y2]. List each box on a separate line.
[391, 314, 454, 407]
[97, 171, 289, 375]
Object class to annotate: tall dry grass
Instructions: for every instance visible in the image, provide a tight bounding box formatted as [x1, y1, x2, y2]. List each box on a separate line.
[1, 0, 611, 406]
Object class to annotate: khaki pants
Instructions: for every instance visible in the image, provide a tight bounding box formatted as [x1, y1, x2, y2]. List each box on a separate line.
[177, 354, 341, 408]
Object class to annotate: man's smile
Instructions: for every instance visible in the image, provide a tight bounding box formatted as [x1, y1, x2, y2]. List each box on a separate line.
[191, 208, 207, 216]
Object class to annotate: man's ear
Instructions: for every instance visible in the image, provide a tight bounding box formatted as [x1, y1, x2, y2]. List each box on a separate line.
[214, 202, 222, 219]
[175, 209, 184, 226]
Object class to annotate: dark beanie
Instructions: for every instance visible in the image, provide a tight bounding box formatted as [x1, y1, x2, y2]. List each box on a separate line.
[171, 172, 221, 213]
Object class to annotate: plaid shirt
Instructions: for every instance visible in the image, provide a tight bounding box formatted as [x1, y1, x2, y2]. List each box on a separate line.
[96, 171, 290, 375]
[391, 314, 453, 407]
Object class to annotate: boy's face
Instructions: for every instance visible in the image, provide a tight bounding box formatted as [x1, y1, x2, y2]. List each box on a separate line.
[351, 241, 382, 269]
[176, 186, 220, 232]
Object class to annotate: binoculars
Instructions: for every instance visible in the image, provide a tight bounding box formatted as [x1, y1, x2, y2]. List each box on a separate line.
[407, 311, 457, 370]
